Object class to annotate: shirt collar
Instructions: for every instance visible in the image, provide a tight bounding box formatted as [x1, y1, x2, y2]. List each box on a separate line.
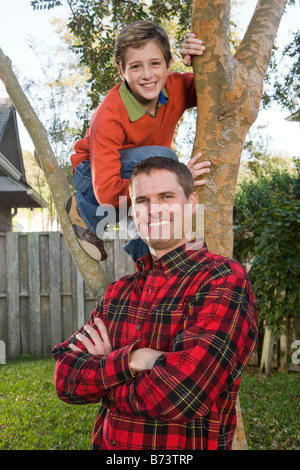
[119, 81, 169, 122]
[136, 239, 208, 279]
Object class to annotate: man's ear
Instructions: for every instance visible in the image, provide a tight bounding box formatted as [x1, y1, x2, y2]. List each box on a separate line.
[189, 192, 199, 215]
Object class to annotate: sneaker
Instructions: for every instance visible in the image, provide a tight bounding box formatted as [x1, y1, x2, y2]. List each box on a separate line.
[66, 194, 107, 261]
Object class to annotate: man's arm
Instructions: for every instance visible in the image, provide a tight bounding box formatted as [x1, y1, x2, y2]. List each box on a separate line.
[72, 319, 164, 376]
[105, 272, 258, 423]
[129, 348, 164, 374]
[52, 307, 144, 405]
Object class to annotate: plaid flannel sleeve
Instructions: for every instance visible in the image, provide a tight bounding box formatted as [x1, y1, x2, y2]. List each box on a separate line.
[107, 271, 258, 422]
[52, 304, 144, 405]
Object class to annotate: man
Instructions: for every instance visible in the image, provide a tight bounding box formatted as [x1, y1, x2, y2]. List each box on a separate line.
[52, 157, 258, 450]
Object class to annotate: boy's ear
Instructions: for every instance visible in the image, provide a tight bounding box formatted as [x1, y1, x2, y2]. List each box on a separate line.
[167, 57, 173, 72]
[117, 64, 125, 81]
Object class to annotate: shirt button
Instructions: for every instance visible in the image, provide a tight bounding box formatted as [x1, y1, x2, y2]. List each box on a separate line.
[136, 325, 141, 330]
[111, 440, 116, 446]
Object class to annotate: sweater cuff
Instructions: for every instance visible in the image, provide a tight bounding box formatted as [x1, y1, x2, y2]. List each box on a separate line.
[103, 339, 144, 388]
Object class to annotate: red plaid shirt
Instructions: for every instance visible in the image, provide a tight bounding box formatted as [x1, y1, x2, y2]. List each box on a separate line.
[52, 240, 258, 450]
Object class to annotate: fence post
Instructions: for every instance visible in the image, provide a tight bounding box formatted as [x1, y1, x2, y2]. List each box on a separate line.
[0, 340, 6, 364]
[260, 326, 274, 375]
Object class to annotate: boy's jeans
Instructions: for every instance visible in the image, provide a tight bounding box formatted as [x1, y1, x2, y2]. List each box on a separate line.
[73, 146, 178, 261]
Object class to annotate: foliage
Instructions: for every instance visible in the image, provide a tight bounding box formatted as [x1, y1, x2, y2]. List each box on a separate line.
[0, 357, 299, 450]
[234, 159, 300, 333]
[23, 20, 91, 162]
[262, 27, 299, 119]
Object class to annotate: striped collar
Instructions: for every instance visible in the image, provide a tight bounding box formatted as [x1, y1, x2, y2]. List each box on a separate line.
[136, 239, 208, 279]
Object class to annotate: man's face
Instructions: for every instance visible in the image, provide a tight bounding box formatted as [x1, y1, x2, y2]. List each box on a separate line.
[131, 170, 199, 259]
[118, 40, 172, 115]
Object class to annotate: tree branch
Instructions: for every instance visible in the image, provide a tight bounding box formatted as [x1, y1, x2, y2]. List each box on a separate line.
[0, 47, 108, 301]
[235, 0, 288, 78]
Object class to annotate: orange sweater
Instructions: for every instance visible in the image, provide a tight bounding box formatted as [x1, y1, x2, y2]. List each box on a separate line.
[70, 72, 197, 208]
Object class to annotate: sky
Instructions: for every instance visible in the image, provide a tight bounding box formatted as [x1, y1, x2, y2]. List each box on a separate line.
[0, 0, 299, 158]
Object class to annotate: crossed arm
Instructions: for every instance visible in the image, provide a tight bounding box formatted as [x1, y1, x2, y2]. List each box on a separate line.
[69, 317, 163, 375]
[53, 273, 257, 421]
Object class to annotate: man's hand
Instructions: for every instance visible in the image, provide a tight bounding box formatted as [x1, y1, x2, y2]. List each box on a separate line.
[129, 348, 164, 375]
[180, 32, 205, 67]
[69, 317, 112, 356]
[187, 152, 211, 187]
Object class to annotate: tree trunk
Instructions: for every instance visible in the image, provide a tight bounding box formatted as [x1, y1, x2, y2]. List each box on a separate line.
[0, 48, 108, 302]
[191, 0, 287, 450]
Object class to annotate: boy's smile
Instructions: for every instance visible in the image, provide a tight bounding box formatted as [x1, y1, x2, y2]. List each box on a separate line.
[118, 40, 172, 115]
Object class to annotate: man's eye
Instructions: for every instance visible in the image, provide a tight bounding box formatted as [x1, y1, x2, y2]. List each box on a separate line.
[135, 199, 147, 204]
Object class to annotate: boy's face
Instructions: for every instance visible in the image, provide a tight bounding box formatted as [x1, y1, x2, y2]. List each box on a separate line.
[118, 40, 172, 115]
[131, 169, 199, 260]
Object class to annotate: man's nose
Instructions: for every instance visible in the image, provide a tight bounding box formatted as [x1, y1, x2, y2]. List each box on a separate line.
[149, 202, 170, 218]
[149, 202, 161, 216]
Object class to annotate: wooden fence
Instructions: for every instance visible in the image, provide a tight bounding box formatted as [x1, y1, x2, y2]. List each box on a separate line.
[0, 232, 135, 359]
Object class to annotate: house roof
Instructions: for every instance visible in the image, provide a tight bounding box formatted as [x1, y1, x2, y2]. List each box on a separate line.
[0, 99, 11, 140]
[0, 98, 47, 209]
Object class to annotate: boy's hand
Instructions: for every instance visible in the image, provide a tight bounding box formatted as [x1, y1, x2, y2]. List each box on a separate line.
[187, 152, 211, 187]
[180, 33, 205, 67]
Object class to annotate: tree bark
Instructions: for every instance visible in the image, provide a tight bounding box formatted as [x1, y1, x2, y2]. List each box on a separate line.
[0, 48, 108, 302]
[191, 0, 287, 256]
[191, 0, 287, 450]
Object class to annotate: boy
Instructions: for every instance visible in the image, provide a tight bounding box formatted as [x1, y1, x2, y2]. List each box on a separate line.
[67, 21, 209, 262]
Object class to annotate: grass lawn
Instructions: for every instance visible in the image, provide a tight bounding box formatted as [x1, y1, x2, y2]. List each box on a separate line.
[0, 357, 299, 450]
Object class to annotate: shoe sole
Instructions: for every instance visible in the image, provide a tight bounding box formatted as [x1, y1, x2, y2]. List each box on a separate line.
[78, 239, 104, 262]
[73, 224, 107, 262]
[66, 195, 107, 262]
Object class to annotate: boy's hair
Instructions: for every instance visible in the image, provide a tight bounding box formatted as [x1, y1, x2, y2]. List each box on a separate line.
[129, 156, 195, 199]
[114, 21, 172, 72]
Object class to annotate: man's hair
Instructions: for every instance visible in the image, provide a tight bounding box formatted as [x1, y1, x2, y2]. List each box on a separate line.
[113, 20, 172, 72]
[129, 156, 195, 199]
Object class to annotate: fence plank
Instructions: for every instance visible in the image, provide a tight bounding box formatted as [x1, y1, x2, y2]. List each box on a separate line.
[76, 269, 85, 329]
[40, 234, 51, 355]
[19, 234, 30, 355]
[60, 237, 74, 340]
[0, 235, 8, 349]
[49, 232, 62, 347]
[28, 233, 41, 356]
[6, 232, 20, 357]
